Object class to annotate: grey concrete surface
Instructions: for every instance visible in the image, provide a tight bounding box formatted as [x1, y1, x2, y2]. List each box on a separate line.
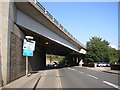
[0, 46, 2, 87]
[15, 1, 86, 50]
[16, 10, 80, 52]
[36, 69, 61, 88]
[3, 71, 42, 88]
[1, 2, 10, 85]
[0, 60, 2, 87]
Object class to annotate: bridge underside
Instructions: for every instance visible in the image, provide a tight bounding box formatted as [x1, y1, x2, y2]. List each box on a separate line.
[19, 25, 80, 56]
[17, 24, 84, 68]
[2, 1, 86, 84]
[0, 1, 86, 85]
[9, 11, 85, 84]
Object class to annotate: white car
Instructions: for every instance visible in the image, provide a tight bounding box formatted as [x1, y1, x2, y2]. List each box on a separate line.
[97, 62, 110, 67]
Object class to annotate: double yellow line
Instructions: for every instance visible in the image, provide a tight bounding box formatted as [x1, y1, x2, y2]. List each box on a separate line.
[57, 70, 62, 88]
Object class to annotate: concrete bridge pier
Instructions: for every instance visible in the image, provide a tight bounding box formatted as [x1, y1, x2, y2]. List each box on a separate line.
[29, 46, 46, 71]
[66, 55, 81, 66]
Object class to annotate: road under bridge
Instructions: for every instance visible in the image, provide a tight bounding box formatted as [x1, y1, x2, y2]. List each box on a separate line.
[0, 0, 86, 85]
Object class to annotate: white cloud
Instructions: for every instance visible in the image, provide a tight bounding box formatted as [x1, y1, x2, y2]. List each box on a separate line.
[109, 45, 118, 50]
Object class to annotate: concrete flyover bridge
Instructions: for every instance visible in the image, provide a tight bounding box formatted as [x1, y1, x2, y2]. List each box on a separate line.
[0, 0, 86, 85]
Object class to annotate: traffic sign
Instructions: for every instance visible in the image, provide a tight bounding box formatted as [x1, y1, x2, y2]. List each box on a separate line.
[23, 39, 36, 51]
[23, 49, 33, 56]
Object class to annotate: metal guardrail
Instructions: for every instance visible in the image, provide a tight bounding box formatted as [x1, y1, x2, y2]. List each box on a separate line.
[33, 0, 84, 47]
[36, 2, 45, 12]
[46, 11, 53, 20]
[54, 18, 59, 25]
[59, 24, 63, 30]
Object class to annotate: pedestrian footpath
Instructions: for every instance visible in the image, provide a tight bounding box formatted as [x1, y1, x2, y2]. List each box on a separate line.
[78, 66, 120, 74]
[36, 69, 61, 88]
[103, 70, 120, 74]
[2, 69, 61, 89]
[2, 71, 43, 88]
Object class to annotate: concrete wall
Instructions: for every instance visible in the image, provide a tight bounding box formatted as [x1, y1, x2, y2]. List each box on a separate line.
[9, 2, 47, 83]
[16, 10, 80, 52]
[0, 1, 2, 87]
[0, 1, 10, 85]
[8, 2, 47, 82]
[10, 24, 26, 82]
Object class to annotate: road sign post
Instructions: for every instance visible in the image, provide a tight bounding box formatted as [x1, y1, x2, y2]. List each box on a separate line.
[26, 56, 28, 77]
[23, 36, 35, 77]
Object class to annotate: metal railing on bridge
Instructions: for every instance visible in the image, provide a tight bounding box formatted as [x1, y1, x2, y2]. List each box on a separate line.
[33, 0, 84, 47]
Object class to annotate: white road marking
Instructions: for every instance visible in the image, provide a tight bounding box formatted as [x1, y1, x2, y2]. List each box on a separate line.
[67, 68, 76, 71]
[103, 81, 120, 89]
[68, 68, 85, 74]
[72, 69, 76, 71]
[74, 69, 77, 71]
[86, 74, 98, 79]
[79, 71, 84, 74]
[67, 68, 70, 69]
[57, 70, 62, 88]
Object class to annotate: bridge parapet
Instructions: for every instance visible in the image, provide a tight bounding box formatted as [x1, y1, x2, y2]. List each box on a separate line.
[32, 0, 86, 49]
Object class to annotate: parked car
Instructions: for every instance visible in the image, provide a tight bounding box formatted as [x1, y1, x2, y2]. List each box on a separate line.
[97, 62, 110, 67]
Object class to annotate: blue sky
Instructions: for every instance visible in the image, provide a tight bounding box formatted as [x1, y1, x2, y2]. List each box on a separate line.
[39, 2, 118, 48]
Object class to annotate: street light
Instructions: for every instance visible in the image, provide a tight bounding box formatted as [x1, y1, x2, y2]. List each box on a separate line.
[45, 41, 49, 45]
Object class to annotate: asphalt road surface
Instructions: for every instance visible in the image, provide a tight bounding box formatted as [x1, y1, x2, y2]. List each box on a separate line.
[36, 67, 120, 89]
[59, 67, 120, 89]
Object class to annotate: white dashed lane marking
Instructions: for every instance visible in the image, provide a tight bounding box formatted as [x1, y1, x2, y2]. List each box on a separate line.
[68, 68, 84, 74]
[103, 81, 120, 89]
[79, 71, 84, 74]
[86, 74, 98, 79]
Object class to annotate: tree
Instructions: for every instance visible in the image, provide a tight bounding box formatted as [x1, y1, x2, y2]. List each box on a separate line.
[58, 56, 66, 66]
[118, 50, 120, 63]
[86, 37, 110, 63]
[109, 48, 118, 63]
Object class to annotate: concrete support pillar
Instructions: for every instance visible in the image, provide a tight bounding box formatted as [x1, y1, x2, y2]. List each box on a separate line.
[0, 2, 10, 85]
[74, 57, 78, 66]
[0, 1, 2, 87]
[0, 48, 2, 86]
[29, 46, 46, 71]
[73, 57, 74, 62]
[73, 57, 76, 65]
[77, 57, 79, 66]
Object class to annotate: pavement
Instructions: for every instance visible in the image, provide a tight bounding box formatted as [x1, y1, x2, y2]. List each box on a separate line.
[80, 66, 120, 74]
[1, 69, 61, 89]
[2, 71, 43, 89]
[36, 69, 61, 88]
[103, 70, 120, 74]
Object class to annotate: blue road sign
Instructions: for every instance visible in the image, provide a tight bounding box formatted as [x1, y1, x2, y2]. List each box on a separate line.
[23, 49, 33, 56]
